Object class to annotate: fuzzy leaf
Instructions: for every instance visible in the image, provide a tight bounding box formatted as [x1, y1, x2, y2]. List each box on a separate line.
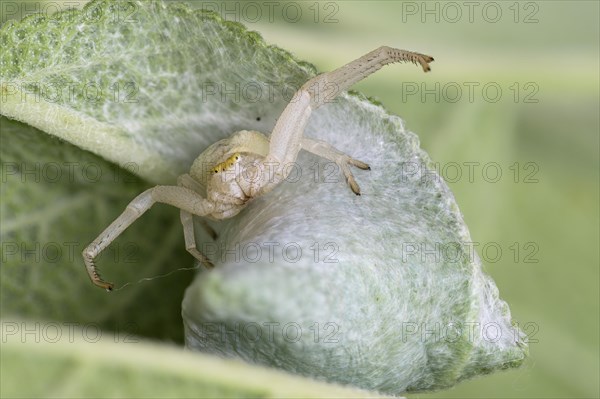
[0, 0, 527, 396]
[1, 320, 387, 398]
[0, 0, 313, 184]
[0, 116, 194, 341]
[0, 0, 312, 337]
[182, 92, 528, 394]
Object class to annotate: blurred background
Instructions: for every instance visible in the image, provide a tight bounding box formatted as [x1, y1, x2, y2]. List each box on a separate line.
[2, 1, 598, 398]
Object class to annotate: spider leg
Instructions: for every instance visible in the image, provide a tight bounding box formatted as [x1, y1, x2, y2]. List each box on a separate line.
[301, 137, 370, 195]
[179, 210, 215, 269]
[177, 174, 216, 269]
[261, 47, 432, 195]
[82, 186, 215, 291]
[177, 172, 205, 193]
[177, 174, 217, 239]
[302, 46, 433, 110]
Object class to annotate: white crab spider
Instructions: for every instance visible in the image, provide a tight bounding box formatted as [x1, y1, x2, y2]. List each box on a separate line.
[83, 46, 433, 291]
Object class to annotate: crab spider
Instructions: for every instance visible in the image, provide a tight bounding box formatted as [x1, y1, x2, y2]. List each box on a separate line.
[83, 46, 434, 291]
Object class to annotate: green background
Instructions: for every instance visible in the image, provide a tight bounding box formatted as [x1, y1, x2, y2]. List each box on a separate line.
[2, 1, 598, 398]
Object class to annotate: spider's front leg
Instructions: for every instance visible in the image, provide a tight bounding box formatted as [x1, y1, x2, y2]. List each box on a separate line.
[82, 185, 215, 291]
[257, 46, 433, 196]
[178, 174, 217, 269]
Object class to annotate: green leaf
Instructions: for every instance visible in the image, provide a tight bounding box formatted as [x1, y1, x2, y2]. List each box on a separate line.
[0, 116, 194, 341]
[0, 0, 314, 184]
[0, 0, 312, 339]
[1, 320, 388, 398]
[1, 0, 527, 396]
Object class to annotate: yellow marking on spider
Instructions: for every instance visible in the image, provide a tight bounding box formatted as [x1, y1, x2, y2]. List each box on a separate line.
[212, 153, 241, 174]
